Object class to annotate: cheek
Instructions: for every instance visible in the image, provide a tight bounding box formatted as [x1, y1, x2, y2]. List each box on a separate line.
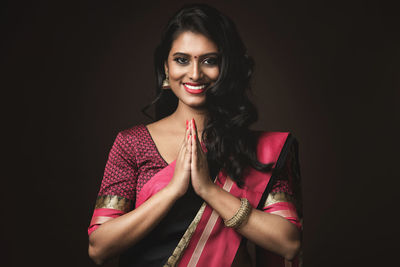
[168, 67, 186, 81]
[204, 67, 220, 81]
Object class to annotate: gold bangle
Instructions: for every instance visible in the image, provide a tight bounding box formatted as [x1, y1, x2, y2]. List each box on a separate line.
[224, 198, 252, 229]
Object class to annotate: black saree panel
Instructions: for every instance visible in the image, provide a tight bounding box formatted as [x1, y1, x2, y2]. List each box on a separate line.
[118, 186, 203, 267]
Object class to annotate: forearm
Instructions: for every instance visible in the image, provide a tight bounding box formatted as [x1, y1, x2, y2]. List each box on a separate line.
[88, 185, 179, 264]
[199, 184, 301, 261]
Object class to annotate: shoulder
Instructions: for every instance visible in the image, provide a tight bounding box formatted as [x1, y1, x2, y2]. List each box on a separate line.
[111, 124, 149, 153]
[256, 131, 290, 141]
[109, 124, 155, 163]
[118, 124, 147, 139]
[255, 131, 294, 148]
[253, 131, 298, 164]
[113, 124, 151, 145]
[255, 130, 298, 144]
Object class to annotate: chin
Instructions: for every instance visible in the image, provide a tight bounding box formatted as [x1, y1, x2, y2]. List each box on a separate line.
[183, 99, 207, 109]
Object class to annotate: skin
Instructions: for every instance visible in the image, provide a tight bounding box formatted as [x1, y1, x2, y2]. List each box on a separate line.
[88, 31, 300, 265]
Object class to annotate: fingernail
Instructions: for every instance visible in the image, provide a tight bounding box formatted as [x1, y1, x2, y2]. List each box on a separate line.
[186, 120, 188, 130]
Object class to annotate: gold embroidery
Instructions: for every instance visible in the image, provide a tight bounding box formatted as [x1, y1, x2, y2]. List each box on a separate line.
[264, 192, 293, 208]
[164, 202, 206, 267]
[94, 195, 133, 213]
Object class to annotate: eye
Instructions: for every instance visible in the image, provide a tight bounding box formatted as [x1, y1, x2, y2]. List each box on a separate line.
[203, 57, 218, 66]
[173, 57, 189, 65]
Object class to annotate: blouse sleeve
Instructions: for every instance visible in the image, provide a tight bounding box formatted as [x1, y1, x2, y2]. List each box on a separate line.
[262, 137, 303, 230]
[88, 131, 138, 235]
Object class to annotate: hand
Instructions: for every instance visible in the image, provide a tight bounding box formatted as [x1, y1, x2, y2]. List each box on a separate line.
[166, 122, 192, 198]
[189, 119, 215, 197]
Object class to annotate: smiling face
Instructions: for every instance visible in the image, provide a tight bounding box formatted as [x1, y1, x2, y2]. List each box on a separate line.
[165, 31, 220, 109]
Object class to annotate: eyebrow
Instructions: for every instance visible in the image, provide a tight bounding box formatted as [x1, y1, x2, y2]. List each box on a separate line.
[172, 52, 219, 58]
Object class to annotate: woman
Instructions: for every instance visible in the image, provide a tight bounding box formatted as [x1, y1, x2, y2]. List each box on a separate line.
[88, 4, 302, 267]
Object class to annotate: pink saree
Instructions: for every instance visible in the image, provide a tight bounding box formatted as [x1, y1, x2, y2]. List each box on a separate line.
[135, 132, 301, 267]
[89, 127, 302, 266]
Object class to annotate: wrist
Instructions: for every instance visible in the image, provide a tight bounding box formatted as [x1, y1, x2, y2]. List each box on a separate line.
[197, 181, 218, 200]
[163, 184, 183, 201]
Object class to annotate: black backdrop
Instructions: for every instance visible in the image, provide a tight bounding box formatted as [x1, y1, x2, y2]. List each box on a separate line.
[3, 0, 399, 266]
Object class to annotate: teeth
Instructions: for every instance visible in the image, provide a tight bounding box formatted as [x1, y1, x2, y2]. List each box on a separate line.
[185, 84, 206, 90]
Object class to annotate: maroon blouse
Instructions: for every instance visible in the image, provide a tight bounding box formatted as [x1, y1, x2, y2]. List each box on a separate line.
[93, 124, 301, 227]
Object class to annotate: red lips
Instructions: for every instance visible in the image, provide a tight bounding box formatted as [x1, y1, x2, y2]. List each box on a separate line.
[183, 83, 207, 94]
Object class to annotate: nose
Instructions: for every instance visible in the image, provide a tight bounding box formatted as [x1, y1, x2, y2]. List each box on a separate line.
[189, 61, 201, 81]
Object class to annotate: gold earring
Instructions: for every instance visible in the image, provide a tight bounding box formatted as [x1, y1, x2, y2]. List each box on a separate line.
[162, 71, 170, 89]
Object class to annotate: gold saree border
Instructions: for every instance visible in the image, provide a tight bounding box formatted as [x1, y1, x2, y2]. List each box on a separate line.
[164, 202, 206, 267]
[94, 195, 133, 213]
[264, 192, 293, 208]
[187, 178, 234, 267]
[164, 177, 233, 267]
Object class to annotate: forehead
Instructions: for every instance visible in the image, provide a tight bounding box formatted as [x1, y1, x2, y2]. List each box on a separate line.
[170, 31, 218, 56]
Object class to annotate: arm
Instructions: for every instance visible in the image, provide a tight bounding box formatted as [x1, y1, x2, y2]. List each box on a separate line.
[88, 127, 192, 265]
[89, 184, 180, 264]
[197, 185, 300, 261]
[188, 119, 301, 261]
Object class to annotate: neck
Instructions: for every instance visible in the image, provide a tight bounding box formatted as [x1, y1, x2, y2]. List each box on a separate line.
[169, 102, 208, 133]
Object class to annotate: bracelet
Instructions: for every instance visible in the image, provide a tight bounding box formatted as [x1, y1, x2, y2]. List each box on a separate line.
[224, 198, 252, 229]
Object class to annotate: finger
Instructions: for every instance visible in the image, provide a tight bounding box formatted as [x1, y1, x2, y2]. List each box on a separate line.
[189, 118, 195, 142]
[185, 134, 192, 167]
[180, 120, 189, 147]
[178, 120, 190, 158]
[192, 118, 199, 138]
[191, 118, 204, 155]
[186, 119, 191, 139]
[188, 119, 193, 137]
[186, 120, 192, 152]
[184, 120, 193, 150]
[191, 128, 198, 168]
[185, 120, 191, 144]
[187, 133, 192, 156]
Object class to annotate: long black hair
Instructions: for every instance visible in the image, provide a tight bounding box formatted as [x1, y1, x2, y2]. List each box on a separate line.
[143, 4, 273, 186]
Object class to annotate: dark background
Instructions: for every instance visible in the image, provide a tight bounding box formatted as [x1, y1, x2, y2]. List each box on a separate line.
[3, 0, 398, 266]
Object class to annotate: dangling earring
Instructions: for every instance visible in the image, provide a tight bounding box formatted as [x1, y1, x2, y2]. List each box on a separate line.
[162, 70, 170, 89]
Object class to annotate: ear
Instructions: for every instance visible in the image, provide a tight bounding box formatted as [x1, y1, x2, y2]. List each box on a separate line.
[162, 61, 171, 90]
[164, 62, 168, 73]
